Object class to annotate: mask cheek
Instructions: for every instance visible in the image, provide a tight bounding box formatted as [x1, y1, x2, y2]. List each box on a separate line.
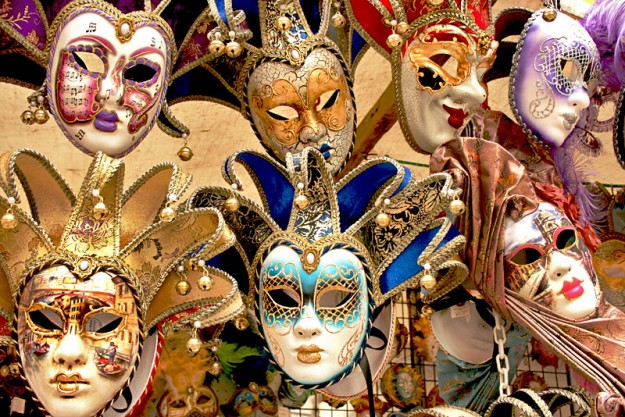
[121, 85, 159, 134]
[318, 89, 348, 133]
[56, 51, 100, 123]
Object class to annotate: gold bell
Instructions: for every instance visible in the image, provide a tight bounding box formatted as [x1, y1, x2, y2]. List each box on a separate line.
[159, 205, 176, 222]
[177, 146, 193, 162]
[542, 9, 557, 22]
[209, 39, 225, 55]
[186, 337, 202, 354]
[294, 194, 309, 209]
[420, 273, 437, 290]
[176, 279, 191, 296]
[421, 305, 434, 318]
[1, 212, 17, 229]
[198, 274, 213, 291]
[34, 108, 49, 124]
[208, 359, 222, 376]
[92, 201, 108, 220]
[396, 22, 410, 35]
[277, 15, 291, 31]
[331, 12, 346, 28]
[224, 196, 240, 212]
[20, 110, 35, 125]
[386, 33, 403, 49]
[226, 41, 243, 58]
[449, 199, 465, 215]
[375, 212, 391, 228]
[234, 315, 249, 331]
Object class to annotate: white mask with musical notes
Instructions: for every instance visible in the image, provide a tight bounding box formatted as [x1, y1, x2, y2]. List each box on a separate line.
[46, 5, 172, 157]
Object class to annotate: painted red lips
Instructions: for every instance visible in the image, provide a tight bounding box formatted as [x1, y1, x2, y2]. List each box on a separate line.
[559, 277, 585, 300]
[443, 105, 468, 129]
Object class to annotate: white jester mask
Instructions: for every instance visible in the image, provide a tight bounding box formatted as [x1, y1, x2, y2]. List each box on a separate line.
[247, 47, 355, 176]
[511, 9, 601, 149]
[17, 265, 140, 417]
[399, 24, 497, 154]
[504, 202, 599, 319]
[46, 2, 173, 157]
[258, 243, 370, 386]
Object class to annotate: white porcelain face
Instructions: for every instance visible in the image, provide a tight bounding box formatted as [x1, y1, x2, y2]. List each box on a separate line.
[400, 24, 497, 153]
[504, 202, 599, 319]
[47, 8, 171, 157]
[512, 11, 600, 148]
[17, 265, 140, 417]
[258, 245, 368, 386]
[247, 48, 354, 175]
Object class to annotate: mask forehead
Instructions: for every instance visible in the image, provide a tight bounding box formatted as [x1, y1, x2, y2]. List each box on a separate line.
[47, 6, 172, 158]
[247, 47, 354, 175]
[17, 264, 140, 417]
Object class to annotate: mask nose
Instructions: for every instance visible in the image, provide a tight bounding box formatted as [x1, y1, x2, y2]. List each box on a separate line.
[95, 59, 125, 105]
[299, 111, 327, 144]
[293, 305, 322, 337]
[53, 333, 88, 368]
[546, 251, 574, 281]
[567, 86, 590, 110]
[448, 70, 487, 108]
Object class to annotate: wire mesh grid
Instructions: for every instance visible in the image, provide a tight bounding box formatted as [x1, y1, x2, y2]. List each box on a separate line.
[280, 288, 575, 417]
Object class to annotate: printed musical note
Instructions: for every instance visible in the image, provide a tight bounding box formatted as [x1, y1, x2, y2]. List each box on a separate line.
[125, 109, 132, 119]
[150, 37, 156, 47]
[86, 22, 97, 33]
[75, 129, 85, 140]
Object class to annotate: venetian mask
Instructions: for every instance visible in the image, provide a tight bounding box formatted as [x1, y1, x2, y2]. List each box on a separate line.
[158, 385, 218, 417]
[504, 202, 599, 319]
[399, 24, 497, 153]
[47, 4, 172, 157]
[247, 47, 354, 175]
[223, 382, 278, 417]
[17, 265, 139, 417]
[258, 244, 369, 386]
[511, 10, 601, 148]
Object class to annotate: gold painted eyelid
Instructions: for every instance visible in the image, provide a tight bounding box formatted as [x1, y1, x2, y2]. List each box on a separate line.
[24, 302, 66, 337]
[81, 309, 128, 340]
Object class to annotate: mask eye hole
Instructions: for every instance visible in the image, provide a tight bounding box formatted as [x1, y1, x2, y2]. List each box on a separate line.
[316, 89, 340, 111]
[28, 308, 63, 331]
[266, 287, 300, 308]
[509, 245, 544, 265]
[197, 394, 212, 405]
[124, 63, 157, 83]
[560, 59, 580, 82]
[555, 227, 577, 250]
[169, 399, 186, 409]
[317, 288, 355, 308]
[267, 106, 299, 121]
[85, 311, 123, 334]
[71, 50, 105, 73]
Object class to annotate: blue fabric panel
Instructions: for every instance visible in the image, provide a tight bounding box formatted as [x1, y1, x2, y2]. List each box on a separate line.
[379, 225, 442, 294]
[237, 152, 293, 229]
[166, 66, 240, 108]
[351, 30, 367, 64]
[337, 161, 399, 231]
[391, 166, 412, 196]
[207, 246, 249, 294]
[232, 0, 261, 47]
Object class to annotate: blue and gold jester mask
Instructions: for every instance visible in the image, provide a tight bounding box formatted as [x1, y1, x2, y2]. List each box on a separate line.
[187, 148, 467, 390]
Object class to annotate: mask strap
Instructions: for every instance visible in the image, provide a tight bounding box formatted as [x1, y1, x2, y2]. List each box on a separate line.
[111, 385, 133, 413]
[358, 352, 375, 417]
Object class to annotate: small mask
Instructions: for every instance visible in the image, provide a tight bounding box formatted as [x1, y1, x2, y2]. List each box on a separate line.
[247, 47, 354, 175]
[511, 10, 601, 148]
[47, 4, 172, 157]
[504, 202, 599, 319]
[399, 24, 497, 153]
[258, 244, 369, 386]
[17, 265, 139, 417]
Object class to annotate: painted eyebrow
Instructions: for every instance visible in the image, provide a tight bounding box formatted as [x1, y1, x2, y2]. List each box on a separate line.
[130, 47, 166, 60]
[68, 35, 117, 55]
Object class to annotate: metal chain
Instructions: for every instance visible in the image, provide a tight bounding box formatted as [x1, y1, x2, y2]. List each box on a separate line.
[493, 311, 511, 398]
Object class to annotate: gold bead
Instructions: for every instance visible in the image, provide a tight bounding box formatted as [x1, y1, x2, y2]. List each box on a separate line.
[294, 194, 310, 209]
[20, 110, 34, 125]
[159, 206, 176, 222]
[1, 212, 17, 229]
[375, 212, 391, 228]
[277, 16, 291, 31]
[92, 202, 108, 220]
[198, 274, 213, 291]
[331, 12, 346, 28]
[234, 316, 249, 331]
[542, 9, 557, 22]
[421, 305, 434, 318]
[224, 196, 240, 212]
[208, 359, 222, 376]
[34, 108, 49, 124]
[176, 279, 191, 296]
[396, 22, 410, 35]
[386, 33, 403, 49]
[449, 199, 465, 215]
[177, 146, 193, 162]
[420, 273, 437, 290]
[209, 39, 225, 55]
[226, 41, 243, 58]
[186, 337, 202, 354]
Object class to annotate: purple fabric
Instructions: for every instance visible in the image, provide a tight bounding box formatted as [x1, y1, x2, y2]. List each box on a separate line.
[2, 0, 47, 50]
